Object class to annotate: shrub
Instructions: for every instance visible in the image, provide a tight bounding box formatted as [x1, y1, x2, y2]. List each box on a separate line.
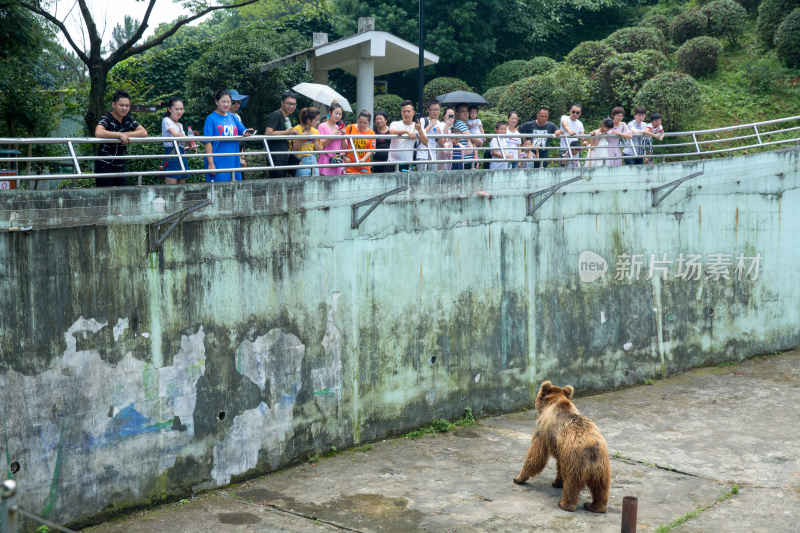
[739, 57, 785, 92]
[676, 36, 723, 77]
[670, 9, 708, 44]
[423, 77, 471, 102]
[640, 14, 672, 39]
[701, 0, 748, 44]
[484, 60, 530, 90]
[776, 8, 800, 67]
[522, 56, 558, 77]
[373, 94, 405, 122]
[565, 41, 616, 73]
[605, 26, 664, 53]
[757, 0, 800, 47]
[483, 86, 508, 107]
[635, 72, 701, 131]
[733, 0, 761, 12]
[596, 49, 670, 112]
[478, 108, 504, 136]
[497, 66, 591, 121]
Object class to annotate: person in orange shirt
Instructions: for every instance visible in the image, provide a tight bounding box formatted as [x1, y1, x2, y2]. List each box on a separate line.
[343, 110, 376, 174]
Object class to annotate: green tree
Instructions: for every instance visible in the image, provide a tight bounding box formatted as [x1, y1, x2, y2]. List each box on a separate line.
[183, 23, 310, 130]
[596, 49, 669, 112]
[775, 8, 800, 67]
[423, 77, 471, 102]
[635, 71, 701, 131]
[565, 40, 616, 73]
[110, 16, 141, 53]
[757, 0, 800, 47]
[0, 3, 81, 137]
[18, 0, 260, 134]
[332, 0, 636, 94]
[676, 36, 723, 78]
[701, 0, 747, 45]
[484, 60, 529, 90]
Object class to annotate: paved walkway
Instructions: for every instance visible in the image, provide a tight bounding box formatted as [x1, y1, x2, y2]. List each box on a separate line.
[85, 350, 800, 532]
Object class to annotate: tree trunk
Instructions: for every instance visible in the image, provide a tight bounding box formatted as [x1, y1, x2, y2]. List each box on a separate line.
[84, 63, 109, 135]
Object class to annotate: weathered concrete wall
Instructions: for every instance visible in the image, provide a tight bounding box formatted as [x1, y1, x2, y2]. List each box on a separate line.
[1, 147, 798, 528]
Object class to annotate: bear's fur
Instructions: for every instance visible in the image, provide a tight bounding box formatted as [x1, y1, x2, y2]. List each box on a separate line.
[513, 381, 610, 513]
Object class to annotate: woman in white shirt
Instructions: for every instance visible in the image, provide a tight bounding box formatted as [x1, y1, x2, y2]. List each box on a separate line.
[560, 104, 585, 168]
[161, 97, 194, 184]
[433, 108, 455, 170]
[584, 118, 613, 168]
[506, 111, 522, 168]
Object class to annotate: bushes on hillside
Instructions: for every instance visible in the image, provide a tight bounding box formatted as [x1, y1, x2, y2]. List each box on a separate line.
[701, 0, 748, 44]
[739, 57, 785, 93]
[484, 60, 529, 90]
[677, 36, 723, 77]
[596, 49, 669, 112]
[374, 94, 404, 122]
[640, 14, 672, 39]
[483, 86, 508, 108]
[565, 41, 616, 72]
[733, 0, 761, 12]
[775, 8, 800, 67]
[605, 26, 664, 53]
[635, 72, 701, 131]
[423, 77, 471, 102]
[670, 9, 708, 44]
[523, 56, 558, 77]
[757, 0, 800, 47]
[497, 67, 590, 120]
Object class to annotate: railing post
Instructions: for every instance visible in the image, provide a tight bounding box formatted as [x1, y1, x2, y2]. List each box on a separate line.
[621, 495, 638, 533]
[66, 141, 81, 175]
[1, 479, 19, 533]
[349, 133, 359, 170]
[691, 133, 701, 154]
[262, 139, 275, 167]
[173, 139, 185, 172]
[753, 124, 763, 145]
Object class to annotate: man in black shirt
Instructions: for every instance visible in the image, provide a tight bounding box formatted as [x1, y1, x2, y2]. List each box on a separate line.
[94, 90, 148, 187]
[519, 107, 561, 168]
[264, 91, 297, 178]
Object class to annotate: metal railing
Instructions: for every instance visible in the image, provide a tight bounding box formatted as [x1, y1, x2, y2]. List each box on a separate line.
[0, 115, 798, 184]
[1, 480, 76, 533]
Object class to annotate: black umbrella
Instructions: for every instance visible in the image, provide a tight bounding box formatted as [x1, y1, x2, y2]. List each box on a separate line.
[436, 90, 488, 106]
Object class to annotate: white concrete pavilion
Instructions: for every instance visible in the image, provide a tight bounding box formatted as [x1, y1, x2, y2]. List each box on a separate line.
[260, 18, 439, 120]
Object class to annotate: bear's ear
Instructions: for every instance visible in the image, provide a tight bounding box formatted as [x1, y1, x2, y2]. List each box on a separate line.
[538, 381, 553, 396]
[563, 385, 574, 399]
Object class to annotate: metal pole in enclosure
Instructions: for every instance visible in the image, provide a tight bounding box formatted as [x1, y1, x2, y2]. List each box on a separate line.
[418, 0, 425, 114]
[1, 480, 19, 533]
[621, 495, 638, 533]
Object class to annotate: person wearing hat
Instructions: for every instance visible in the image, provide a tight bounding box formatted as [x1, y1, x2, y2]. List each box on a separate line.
[229, 89, 249, 122]
[228, 89, 250, 179]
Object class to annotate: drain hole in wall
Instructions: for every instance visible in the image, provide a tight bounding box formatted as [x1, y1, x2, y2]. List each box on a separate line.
[218, 411, 226, 422]
[10, 461, 20, 474]
[430, 356, 437, 364]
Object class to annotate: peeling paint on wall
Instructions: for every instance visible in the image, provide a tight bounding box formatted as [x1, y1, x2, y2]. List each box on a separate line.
[214, 329, 305, 485]
[0, 319, 206, 520]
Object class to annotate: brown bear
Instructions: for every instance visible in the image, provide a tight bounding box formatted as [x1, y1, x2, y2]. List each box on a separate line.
[513, 380, 610, 513]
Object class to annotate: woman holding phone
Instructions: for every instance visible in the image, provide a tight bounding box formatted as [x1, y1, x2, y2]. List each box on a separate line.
[317, 101, 346, 176]
[203, 89, 254, 182]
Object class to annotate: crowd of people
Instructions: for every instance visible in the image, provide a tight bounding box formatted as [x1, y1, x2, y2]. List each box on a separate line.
[91, 88, 667, 186]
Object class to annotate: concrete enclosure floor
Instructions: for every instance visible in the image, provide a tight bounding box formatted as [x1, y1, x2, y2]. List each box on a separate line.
[83, 349, 800, 533]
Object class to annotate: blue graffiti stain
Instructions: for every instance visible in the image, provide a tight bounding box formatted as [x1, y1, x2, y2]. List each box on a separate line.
[279, 383, 301, 408]
[89, 404, 173, 448]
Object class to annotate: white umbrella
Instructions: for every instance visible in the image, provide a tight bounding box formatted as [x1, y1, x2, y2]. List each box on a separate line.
[292, 83, 353, 112]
